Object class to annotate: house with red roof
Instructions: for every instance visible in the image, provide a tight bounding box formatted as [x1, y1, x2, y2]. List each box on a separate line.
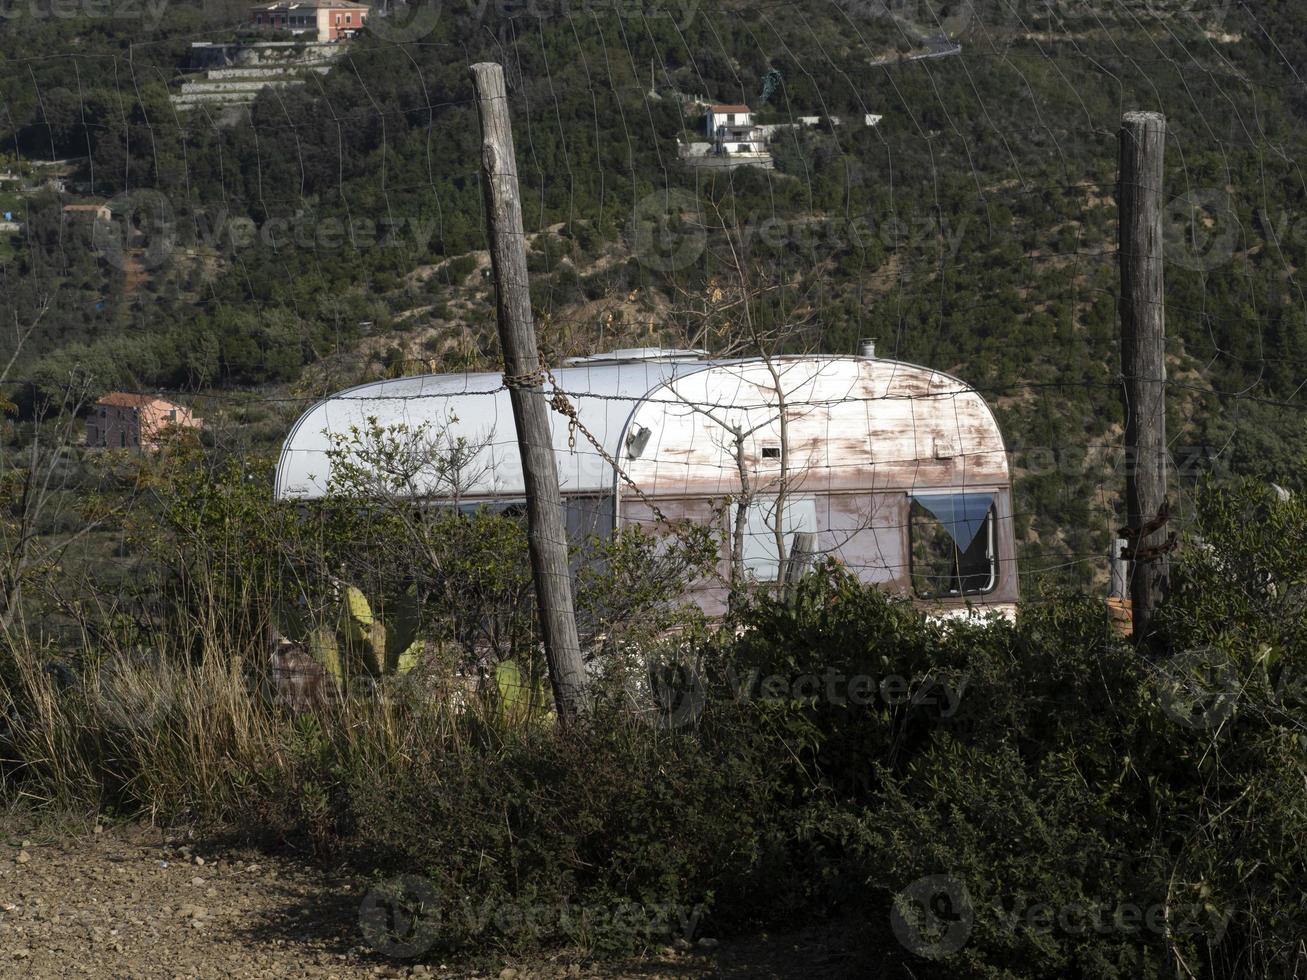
[250, 0, 370, 42]
[87, 393, 202, 451]
[705, 104, 765, 152]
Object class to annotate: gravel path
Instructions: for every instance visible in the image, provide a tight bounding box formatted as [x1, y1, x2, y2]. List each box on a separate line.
[2, 819, 401, 979]
[0, 819, 865, 979]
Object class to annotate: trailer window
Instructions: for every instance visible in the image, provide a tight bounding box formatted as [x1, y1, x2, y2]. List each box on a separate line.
[565, 495, 614, 544]
[456, 499, 526, 519]
[739, 495, 817, 581]
[909, 493, 996, 598]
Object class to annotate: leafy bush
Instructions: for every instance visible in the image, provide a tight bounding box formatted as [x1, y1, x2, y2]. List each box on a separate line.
[1, 479, 1303, 976]
[308, 699, 791, 956]
[678, 478, 1306, 979]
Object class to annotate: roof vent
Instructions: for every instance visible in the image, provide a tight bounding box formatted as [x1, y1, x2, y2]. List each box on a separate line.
[859, 338, 876, 359]
[565, 347, 708, 366]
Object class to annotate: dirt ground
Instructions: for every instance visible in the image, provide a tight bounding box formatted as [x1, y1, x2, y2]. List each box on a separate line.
[0, 818, 872, 979]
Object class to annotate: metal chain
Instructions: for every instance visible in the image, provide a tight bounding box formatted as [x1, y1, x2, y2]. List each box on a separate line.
[502, 366, 549, 389]
[541, 364, 671, 527]
[501, 361, 732, 590]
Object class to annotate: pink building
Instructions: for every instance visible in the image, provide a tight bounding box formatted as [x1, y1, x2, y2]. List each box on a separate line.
[62, 203, 112, 221]
[250, 0, 370, 42]
[87, 393, 202, 451]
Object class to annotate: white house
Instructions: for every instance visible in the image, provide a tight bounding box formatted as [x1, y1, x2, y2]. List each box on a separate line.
[682, 103, 774, 169]
[705, 103, 765, 154]
[706, 104, 752, 135]
[695, 105, 881, 165]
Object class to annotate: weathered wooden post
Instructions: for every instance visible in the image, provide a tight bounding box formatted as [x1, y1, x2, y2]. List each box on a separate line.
[1106, 536, 1132, 637]
[1109, 537, 1128, 601]
[783, 531, 817, 608]
[1119, 111, 1170, 643]
[469, 62, 587, 719]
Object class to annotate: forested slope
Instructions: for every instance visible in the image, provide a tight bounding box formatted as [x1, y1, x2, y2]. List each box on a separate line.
[1, 0, 1305, 582]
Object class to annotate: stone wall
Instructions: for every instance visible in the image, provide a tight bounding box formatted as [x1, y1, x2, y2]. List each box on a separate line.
[188, 41, 343, 71]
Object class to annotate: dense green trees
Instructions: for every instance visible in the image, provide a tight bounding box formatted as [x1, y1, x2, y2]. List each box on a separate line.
[0, 1, 1305, 578]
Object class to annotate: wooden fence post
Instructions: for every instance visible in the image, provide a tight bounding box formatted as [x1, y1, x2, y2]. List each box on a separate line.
[470, 62, 587, 719]
[1119, 110, 1171, 643]
[783, 531, 817, 607]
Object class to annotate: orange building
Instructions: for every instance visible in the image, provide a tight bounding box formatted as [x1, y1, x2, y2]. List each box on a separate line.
[87, 393, 202, 451]
[250, 0, 370, 42]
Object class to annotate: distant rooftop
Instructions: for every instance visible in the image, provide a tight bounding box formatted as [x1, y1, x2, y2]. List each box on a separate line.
[251, 0, 370, 9]
[97, 392, 172, 408]
[709, 104, 751, 113]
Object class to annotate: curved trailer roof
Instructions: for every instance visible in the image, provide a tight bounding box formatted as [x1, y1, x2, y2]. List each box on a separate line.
[274, 353, 1009, 502]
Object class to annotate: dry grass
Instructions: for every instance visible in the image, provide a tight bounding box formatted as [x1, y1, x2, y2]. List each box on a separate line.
[0, 628, 512, 822]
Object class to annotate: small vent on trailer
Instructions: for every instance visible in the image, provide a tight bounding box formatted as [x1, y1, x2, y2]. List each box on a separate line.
[626, 424, 652, 459]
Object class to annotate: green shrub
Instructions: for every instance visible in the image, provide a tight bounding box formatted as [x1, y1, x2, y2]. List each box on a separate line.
[314, 700, 791, 956]
[2, 477, 1303, 976]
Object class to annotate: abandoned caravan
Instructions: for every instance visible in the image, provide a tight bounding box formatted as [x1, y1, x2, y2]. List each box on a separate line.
[275, 347, 1018, 619]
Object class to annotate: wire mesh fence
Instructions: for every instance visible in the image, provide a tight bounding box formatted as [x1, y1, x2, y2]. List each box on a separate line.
[0, 0, 1303, 669]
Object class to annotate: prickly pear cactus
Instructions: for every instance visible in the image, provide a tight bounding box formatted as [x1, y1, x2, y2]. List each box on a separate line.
[383, 588, 422, 676]
[340, 585, 381, 675]
[309, 625, 344, 682]
[297, 582, 424, 682]
[494, 660, 554, 724]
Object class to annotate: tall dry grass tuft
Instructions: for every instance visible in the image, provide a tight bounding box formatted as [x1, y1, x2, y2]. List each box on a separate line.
[1, 630, 284, 818]
[1, 634, 99, 809]
[95, 649, 283, 822]
[1, 618, 537, 825]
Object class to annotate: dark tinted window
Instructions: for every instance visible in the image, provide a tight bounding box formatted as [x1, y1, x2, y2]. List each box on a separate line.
[910, 493, 996, 598]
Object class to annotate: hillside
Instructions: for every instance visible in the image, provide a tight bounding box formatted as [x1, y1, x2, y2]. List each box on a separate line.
[4, 8, 1307, 978]
[1, 0, 1305, 585]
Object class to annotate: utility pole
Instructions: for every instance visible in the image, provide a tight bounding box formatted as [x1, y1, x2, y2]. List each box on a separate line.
[470, 62, 587, 719]
[1118, 111, 1171, 643]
